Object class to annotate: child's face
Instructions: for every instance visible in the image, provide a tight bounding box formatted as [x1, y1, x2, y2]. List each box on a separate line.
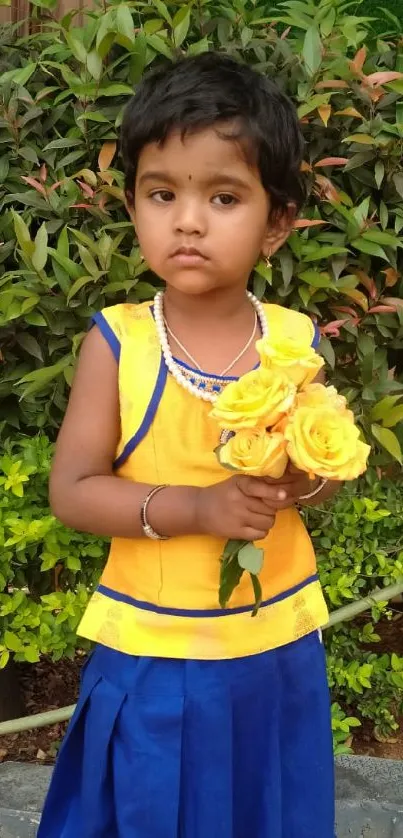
[130, 124, 291, 297]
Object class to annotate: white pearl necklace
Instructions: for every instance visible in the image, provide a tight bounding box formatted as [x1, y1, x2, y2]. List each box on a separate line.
[153, 290, 269, 403]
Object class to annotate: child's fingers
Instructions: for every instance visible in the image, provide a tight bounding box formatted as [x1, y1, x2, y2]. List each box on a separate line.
[248, 480, 291, 504]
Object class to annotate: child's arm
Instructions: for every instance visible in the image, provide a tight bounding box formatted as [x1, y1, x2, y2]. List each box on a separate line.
[50, 327, 276, 543]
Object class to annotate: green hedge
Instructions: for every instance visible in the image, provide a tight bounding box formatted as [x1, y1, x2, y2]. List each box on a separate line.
[1, 434, 402, 749]
[1, 0, 403, 458]
[1, 0, 403, 747]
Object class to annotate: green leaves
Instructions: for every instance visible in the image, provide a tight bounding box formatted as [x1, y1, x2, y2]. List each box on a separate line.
[238, 543, 264, 575]
[116, 5, 136, 44]
[219, 540, 264, 614]
[219, 540, 246, 609]
[371, 424, 402, 463]
[302, 27, 323, 76]
[32, 224, 48, 272]
[172, 6, 191, 47]
[0, 435, 107, 666]
[307, 479, 403, 744]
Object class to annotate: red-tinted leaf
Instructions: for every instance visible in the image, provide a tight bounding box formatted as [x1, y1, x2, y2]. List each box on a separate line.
[350, 46, 367, 75]
[314, 157, 349, 167]
[39, 164, 47, 183]
[315, 80, 349, 89]
[331, 305, 361, 324]
[335, 107, 363, 119]
[365, 71, 403, 87]
[78, 180, 95, 198]
[318, 104, 331, 126]
[98, 194, 110, 212]
[300, 161, 313, 172]
[382, 268, 399, 287]
[342, 288, 369, 311]
[293, 219, 327, 228]
[21, 176, 47, 195]
[362, 84, 385, 103]
[321, 319, 349, 337]
[368, 305, 397, 313]
[354, 269, 377, 299]
[314, 174, 341, 202]
[381, 297, 403, 310]
[98, 141, 117, 172]
[50, 180, 64, 192]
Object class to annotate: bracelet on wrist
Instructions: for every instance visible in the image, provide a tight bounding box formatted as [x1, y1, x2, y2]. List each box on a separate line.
[298, 476, 328, 503]
[140, 485, 169, 540]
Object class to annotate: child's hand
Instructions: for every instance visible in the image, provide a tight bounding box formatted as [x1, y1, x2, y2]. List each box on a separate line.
[196, 475, 276, 542]
[262, 464, 316, 510]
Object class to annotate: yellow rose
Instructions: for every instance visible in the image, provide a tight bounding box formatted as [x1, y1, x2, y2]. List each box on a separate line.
[210, 368, 296, 431]
[219, 429, 288, 478]
[296, 383, 347, 412]
[284, 406, 370, 481]
[256, 334, 324, 388]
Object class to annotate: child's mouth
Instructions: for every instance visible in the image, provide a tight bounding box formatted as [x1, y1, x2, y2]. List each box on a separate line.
[170, 247, 208, 267]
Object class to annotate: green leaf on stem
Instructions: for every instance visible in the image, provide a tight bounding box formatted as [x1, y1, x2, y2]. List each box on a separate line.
[219, 557, 244, 609]
[238, 543, 264, 575]
[251, 574, 263, 617]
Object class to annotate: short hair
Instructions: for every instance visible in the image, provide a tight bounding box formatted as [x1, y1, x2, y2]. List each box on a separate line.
[121, 51, 305, 217]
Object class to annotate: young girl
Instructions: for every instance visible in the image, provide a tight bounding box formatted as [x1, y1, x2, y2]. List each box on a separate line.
[38, 52, 339, 838]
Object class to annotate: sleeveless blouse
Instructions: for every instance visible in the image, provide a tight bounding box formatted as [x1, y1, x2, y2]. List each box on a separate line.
[77, 301, 328, 659]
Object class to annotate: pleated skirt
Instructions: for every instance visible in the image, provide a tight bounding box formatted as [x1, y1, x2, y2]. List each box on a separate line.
[37, 631, 335, 838]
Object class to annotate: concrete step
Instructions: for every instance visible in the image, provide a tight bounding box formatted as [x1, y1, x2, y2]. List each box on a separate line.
[0, 757, 402, 836]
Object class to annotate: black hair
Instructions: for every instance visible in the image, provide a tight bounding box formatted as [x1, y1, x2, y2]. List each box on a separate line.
[121, 51, 305, 217]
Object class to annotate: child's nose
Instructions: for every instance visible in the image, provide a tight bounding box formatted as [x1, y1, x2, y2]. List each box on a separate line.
[174, 199, 207, 236]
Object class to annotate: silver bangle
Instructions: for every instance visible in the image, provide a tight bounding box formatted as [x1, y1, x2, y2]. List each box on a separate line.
[299, 477, 328, 502]
[140, 485, 169, 540]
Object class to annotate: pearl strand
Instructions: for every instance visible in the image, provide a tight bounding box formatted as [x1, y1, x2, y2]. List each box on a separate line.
[153, 291, 269, 404]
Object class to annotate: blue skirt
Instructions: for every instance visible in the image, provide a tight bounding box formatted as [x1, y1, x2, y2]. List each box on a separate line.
[37, 632, 335, 838]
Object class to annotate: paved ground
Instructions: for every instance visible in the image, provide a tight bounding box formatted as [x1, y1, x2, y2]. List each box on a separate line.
[0, 757, 402, 837]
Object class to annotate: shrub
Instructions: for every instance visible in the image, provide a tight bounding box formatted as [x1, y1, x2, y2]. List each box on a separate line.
[0, 0, 403, 747]
[0, 434, 106, 667]
[306, 477, 403, 744]
[0, 0, 403, 455]
[1, 435, 402, 749]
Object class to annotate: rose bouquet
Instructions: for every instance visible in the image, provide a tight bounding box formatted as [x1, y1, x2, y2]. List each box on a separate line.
[210, 331, 370, 614]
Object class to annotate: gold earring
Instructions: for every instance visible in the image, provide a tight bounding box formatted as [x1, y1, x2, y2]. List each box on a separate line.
[265, 251, 272, 269]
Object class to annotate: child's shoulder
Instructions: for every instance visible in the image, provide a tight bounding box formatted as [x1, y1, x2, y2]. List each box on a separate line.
[263, 303, 319, 348]
[96, 300, 153, 336]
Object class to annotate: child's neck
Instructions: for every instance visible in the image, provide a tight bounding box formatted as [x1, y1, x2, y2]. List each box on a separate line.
[164, 285, 250, 323]
[162, 286, 262, 377]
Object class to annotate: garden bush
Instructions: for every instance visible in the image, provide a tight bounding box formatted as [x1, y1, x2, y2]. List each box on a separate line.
[1, 0, 403, 745]
[1, 435, 402, 748]
[306, 479, 403, 746]
[0, 435, 105, 668]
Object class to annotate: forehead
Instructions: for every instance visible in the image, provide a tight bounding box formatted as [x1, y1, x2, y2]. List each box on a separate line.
[136, 124, 261, 184]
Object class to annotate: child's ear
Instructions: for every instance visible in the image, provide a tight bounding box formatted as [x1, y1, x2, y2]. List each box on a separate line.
[125, 190, 136, 228]
[262, 202, 296, 258]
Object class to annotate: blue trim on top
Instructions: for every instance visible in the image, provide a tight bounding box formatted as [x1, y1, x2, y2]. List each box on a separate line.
[113, 354, 168, 470]
[97, 573, 319, 618]
[92, 312, 121, 362]
[311, 322, 321, 350]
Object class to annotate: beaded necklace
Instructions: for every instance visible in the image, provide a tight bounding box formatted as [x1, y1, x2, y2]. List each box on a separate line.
[153, 290, 268, 403]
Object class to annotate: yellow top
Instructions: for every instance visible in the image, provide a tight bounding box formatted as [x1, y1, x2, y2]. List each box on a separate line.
[77, 300, 328, 659]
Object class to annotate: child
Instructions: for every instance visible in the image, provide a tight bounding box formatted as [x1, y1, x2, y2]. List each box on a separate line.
[38, 52, 339, 838]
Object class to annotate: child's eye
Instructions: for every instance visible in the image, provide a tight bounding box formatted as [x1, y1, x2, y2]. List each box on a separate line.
[150, 190, 174, 203]
[212, 194, 239, 207]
